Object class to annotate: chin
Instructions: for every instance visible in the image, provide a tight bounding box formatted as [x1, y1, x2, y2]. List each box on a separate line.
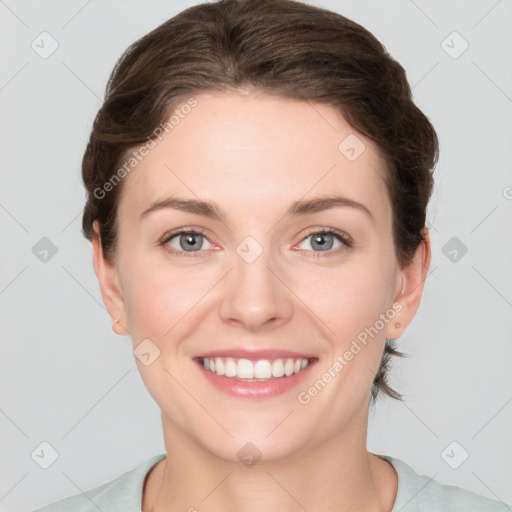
[201, 435, 306, 466]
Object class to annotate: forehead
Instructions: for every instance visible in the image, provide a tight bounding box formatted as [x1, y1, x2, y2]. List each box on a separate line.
[118, 92, 391, 224]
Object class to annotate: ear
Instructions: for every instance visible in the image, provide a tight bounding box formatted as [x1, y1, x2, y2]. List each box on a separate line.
[92, 221, 129, 336]
[386, 227, 431, 340]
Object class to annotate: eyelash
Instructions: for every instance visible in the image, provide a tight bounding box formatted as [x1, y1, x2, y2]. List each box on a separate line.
[160, 227, 352, 259]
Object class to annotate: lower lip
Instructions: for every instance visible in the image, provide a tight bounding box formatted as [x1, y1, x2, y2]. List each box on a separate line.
[195, 359, 317, 398]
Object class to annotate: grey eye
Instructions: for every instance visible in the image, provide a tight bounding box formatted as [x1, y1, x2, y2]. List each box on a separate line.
[298, 232, 343, 252]
[166, 231, 213, 252]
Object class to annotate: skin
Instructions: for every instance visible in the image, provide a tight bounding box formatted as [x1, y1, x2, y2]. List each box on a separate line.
[92, 92, 430, 512]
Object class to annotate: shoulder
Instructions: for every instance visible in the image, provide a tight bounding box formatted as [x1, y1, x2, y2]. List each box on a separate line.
[380, 455, 512, 512]
[30, 453, 166, 512]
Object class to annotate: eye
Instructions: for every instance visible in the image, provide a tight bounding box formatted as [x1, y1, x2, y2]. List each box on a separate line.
[160, 227, 352, 258]
[297, 228, 352, 257]
[161, 228, 213, 257]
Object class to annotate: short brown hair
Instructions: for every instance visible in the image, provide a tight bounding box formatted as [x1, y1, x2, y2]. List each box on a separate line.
[81, 0, 439, 402]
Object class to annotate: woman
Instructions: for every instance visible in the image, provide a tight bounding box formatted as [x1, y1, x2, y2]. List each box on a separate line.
[32, 0, 511, 510]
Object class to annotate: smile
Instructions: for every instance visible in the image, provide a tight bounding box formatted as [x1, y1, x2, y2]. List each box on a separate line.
[201, 356, 311, 381]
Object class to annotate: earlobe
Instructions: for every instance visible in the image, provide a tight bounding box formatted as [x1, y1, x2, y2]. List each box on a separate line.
[387, 228, 431, 340]
[91, 222, 130, 336]
[111, 318, 128, 336]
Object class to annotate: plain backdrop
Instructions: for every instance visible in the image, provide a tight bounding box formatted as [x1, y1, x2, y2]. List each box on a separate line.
[1, 0, 511, 510]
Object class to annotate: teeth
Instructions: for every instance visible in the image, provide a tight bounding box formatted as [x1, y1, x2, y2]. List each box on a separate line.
[272, 359, 285, 377]
[202, 356, 310, 380]
[284, 359, 294, 376]
[254, 359, 272, 379]
[216, 358, 225, 376]
[225, 358, 237, 377]
[237, 359, 254, 379]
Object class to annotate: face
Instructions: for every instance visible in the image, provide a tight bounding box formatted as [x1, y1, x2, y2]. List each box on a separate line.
[94, 92, 428, 463]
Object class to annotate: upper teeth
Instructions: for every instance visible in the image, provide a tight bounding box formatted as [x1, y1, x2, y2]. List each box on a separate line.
[202, 357, 309, 380]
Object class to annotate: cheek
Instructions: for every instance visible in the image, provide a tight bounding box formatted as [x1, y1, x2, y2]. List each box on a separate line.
[302, 259, 395, 341]
[300, 260, 396, 398]
[119, 252, 216, 343]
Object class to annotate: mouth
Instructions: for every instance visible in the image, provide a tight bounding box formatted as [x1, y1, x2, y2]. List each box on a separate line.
[193, 355, 318, 398]
[197, 356, 313, 381]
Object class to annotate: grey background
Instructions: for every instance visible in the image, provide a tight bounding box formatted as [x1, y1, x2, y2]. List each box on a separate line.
[1, 0, 511, 510]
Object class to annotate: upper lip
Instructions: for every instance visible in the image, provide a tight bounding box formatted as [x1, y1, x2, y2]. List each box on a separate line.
[195, 349, 315, 361]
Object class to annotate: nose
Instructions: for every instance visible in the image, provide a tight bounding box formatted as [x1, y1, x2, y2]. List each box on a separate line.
[219, 243, 294, 332]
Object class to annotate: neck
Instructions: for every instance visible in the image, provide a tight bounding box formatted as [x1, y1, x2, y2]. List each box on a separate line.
[144, 408, 397, 512]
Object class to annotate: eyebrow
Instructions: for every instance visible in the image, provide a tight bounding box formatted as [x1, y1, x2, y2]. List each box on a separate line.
[140, 195, 374, 222]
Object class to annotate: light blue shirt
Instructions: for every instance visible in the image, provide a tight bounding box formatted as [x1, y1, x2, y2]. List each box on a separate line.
[31, 453, 511, 511]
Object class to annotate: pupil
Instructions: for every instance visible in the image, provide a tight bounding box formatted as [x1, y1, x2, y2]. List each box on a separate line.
[313, 233, 332, 251]
[183, 233, 200, 251]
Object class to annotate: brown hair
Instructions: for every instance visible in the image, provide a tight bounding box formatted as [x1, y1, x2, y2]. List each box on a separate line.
[81, 0, 439, 402]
